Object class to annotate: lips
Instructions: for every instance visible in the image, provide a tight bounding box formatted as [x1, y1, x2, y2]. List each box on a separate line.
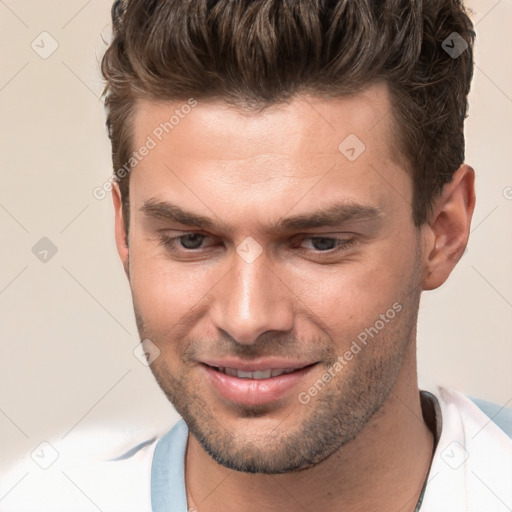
[201, 357, 314, 373]
[216, 367, 297, 379]
[201, 360, 318, 406]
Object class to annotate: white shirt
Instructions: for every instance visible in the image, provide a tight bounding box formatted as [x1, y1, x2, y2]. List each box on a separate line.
[1, 386, 511, 511]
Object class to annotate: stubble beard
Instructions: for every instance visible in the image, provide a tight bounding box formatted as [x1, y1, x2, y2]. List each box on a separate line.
[132, 287, 420, 474]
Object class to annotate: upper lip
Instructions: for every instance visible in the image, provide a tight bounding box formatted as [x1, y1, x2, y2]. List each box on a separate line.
[201, 358, 317, 372]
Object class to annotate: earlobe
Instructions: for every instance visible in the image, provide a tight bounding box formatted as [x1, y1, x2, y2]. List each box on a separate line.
[421, 164, 476, 291]
[112, 183, 130, 279]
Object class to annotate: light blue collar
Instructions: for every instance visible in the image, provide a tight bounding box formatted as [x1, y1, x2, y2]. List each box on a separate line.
[151, 419, 189, 512]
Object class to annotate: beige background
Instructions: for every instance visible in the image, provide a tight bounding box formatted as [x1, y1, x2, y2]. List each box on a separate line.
[1, 0, 511, 471]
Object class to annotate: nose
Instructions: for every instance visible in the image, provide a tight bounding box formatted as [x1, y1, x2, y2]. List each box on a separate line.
[210, 248, 295, 345]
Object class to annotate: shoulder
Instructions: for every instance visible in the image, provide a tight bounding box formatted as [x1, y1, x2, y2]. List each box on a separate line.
[465, 394, 512, 439]
[0, 426, 162, 512]
[432, 386, 512, 440]
[419, 386, 512, 512]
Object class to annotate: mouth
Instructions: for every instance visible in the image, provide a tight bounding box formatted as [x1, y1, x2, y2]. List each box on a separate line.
[213, 366, 300, 379]
[201, 362, 319, 406]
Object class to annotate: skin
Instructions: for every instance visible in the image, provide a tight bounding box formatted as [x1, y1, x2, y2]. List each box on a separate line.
[112, 83, 475, 511]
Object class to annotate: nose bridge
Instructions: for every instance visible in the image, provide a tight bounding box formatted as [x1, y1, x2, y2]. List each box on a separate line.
[212, 248, 294, 345]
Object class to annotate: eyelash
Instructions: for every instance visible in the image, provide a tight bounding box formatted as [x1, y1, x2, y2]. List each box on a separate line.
[157, 233, 357, 256]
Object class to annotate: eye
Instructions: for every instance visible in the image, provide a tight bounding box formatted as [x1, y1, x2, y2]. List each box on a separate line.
[295, 236, 357, 253]
[159, 233, 214, 251]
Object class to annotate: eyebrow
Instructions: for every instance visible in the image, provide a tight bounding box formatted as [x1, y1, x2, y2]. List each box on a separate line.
[140, 199, 383, 235]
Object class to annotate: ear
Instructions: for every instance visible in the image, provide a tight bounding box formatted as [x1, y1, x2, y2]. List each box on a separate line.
[112, 182, 130, 279]
[421, 164, 476, 291]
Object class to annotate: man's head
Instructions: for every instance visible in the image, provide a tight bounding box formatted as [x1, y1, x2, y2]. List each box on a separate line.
[101, 0, 476, 474]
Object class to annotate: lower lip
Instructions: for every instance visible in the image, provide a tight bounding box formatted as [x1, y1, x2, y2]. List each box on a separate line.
[201, 363, 317, 406]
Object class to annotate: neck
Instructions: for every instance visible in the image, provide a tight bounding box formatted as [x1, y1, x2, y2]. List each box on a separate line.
[185, 345, 433, 512]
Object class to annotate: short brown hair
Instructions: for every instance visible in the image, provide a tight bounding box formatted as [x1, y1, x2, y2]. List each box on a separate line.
[101, 0, 475, 234]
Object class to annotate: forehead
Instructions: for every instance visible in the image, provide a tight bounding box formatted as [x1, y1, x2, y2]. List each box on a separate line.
[128, 84, 411, 228]
[132, 84, 396, 164]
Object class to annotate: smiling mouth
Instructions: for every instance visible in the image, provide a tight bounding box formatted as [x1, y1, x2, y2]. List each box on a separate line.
[206, 364, 317, 380]
[201, 362, 319, 405]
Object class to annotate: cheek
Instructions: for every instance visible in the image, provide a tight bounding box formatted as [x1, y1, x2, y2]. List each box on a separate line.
[285, 246, 416, 342]
[129, 245, 214, 331]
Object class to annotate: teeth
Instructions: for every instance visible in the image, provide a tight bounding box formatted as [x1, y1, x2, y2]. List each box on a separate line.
[237, 370, 256, 379]
[252, 370, 272, 379]
[272, 368, 295, 377]
[224, 367, 238, 377]
[216, 367, 297, 379]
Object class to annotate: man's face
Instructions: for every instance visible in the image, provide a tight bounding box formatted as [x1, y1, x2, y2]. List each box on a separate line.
[119, 84, 426, 473]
